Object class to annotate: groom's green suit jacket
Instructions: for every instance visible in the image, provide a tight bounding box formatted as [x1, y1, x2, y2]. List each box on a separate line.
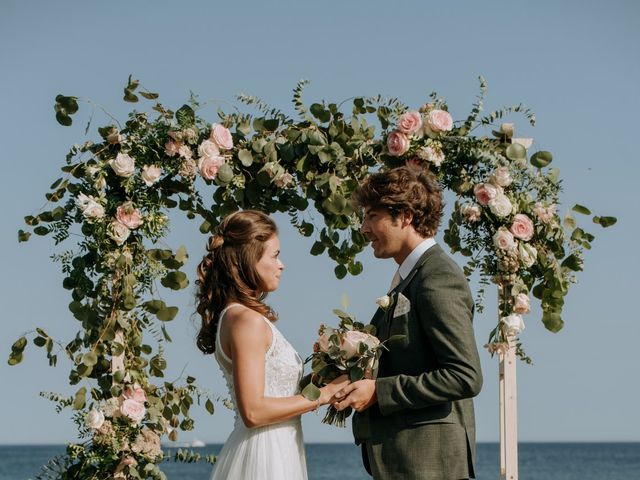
[353, 244, 483, 479]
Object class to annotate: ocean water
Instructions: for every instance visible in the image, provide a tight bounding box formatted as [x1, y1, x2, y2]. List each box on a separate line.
[0, 443, 638, 479]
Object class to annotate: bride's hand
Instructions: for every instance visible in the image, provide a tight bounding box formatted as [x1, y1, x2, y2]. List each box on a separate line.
[319, 375, 350, 405]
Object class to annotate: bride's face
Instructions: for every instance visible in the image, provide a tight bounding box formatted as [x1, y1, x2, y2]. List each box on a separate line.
[255, 235, 284, 293]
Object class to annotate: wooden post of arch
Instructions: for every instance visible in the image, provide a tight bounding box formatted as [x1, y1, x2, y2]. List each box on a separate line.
[498, 334, 518, 480]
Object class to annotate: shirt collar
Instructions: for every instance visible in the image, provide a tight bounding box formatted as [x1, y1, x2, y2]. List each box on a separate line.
[397, 237, 436, 280]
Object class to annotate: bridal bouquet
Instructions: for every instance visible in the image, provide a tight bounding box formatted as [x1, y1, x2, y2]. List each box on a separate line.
[301, 309, 383, 427]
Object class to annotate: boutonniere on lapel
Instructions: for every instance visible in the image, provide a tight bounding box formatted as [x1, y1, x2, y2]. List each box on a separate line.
[375, 294, 393, 311]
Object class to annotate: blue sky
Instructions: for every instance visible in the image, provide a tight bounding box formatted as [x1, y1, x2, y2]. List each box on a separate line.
[1, 0, 638, 445]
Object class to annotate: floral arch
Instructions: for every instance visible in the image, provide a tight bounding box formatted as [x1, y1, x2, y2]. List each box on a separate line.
[9, 76, 614, 479]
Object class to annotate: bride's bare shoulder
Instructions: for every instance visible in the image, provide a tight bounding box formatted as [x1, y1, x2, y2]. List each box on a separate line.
[223, 305, 270, 342]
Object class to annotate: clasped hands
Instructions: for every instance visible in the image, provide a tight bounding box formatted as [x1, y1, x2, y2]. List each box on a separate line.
[330, 378, 377, 413]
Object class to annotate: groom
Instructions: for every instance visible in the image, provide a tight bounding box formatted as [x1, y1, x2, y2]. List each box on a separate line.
[333, 166, 483, 479]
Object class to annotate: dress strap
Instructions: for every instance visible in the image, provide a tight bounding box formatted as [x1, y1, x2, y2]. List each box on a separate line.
[215, 303, 244, 364]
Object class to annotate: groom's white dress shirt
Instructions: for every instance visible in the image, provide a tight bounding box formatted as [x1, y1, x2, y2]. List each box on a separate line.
[390, 237, 436, 291]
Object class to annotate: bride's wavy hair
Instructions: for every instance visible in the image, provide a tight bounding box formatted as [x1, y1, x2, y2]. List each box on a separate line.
[196, 210, 278, 354]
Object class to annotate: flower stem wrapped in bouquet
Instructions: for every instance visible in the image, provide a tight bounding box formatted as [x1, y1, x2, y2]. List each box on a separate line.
[301, 309, 390, 427]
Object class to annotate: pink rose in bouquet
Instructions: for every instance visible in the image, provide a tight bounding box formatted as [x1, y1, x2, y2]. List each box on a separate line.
[340, 330, 380, 359]
[302, 308, 399, 427]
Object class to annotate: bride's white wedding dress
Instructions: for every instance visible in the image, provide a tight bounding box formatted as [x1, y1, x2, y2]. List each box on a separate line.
[210, 304, 308, 480]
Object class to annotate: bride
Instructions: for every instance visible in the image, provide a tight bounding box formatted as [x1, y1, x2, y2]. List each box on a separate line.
[195, 210, 348, 479]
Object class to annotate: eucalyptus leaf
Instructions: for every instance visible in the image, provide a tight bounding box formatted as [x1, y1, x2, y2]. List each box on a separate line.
[82, 352, 98, 367]
[301, 383, 321, 401]
[530, 151, 553, 168]
[157, 307, 179, 322]
[572, 204, 591, 215]
[216, 164, 234, 184]
[542, 311, 564, 333]
[161, 271, 189, 290]
[593, 216, 617, 228]
[350, 367, 365, 382]
[505, 143, 526, 161]
[73, 387, 87, 410]
[238, 149, 254, 167]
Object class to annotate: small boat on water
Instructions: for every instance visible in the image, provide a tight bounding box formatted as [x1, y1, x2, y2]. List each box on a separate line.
[187, 439, 206, 448]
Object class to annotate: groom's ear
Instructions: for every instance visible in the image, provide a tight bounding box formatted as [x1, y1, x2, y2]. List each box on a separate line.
[400, 210, 414, 228]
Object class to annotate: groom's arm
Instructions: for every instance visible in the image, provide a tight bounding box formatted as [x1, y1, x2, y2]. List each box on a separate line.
[374, 263, 483, 416]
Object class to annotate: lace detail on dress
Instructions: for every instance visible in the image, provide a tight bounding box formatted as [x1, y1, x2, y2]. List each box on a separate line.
[214, 304, 303, 423]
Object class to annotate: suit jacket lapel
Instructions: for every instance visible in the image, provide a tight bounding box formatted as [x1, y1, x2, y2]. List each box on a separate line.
[377, 245, 442, 341]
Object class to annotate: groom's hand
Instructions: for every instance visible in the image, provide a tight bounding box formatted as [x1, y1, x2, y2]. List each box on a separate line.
[332, 379, 377, 412]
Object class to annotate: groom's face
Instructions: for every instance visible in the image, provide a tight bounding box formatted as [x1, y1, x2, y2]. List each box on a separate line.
[361, 207, 406, 260]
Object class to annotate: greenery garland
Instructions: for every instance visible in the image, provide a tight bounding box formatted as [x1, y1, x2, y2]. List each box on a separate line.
[8, 76, 614, 479]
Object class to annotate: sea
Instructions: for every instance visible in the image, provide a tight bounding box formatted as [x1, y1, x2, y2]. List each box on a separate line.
[0, 443, 638, 479]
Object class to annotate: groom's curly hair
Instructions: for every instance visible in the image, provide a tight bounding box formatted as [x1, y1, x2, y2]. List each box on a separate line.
[352, 166, 443, 238]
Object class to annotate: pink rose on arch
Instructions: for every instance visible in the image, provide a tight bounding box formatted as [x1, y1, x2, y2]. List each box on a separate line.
[473, 183, 499, 206]
[340, 330, 380, 360]
[178, 144, 193, 160]
[425, 109, 453, 136]
[116, 205, 143, 230]
[198, 155, 225, 181]
[165, 140, 181, 157]
[121, 399, 146, 424]
[123, 383, 146, 404]
[210, 123, 233, 150]
[396, 111, 423, 136]
[510, 214, 534, 241]
[387, 130, 410, 156]
[533, 202, 556, 224]
[198, 139, 220, 159]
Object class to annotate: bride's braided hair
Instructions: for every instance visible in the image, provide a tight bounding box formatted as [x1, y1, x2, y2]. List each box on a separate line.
[196, 210, 278, 354]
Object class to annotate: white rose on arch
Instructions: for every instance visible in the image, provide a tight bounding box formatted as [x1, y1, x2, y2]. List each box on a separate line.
[76, 193, 105, 220]
[513, 293, 531, 315]
[84, 408, 105, 430]
[108, 221, 131, 245]
[493, 227, 517, 251]
[488, 193, 513, 218]
[518, 243, 538, 268]
[490, 166, 513, 188]
[109, 152, 136, 178]
[501, 314, 525, 337]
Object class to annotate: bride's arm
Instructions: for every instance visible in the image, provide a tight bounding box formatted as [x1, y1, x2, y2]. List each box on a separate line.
[226, 308, 347, 428]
